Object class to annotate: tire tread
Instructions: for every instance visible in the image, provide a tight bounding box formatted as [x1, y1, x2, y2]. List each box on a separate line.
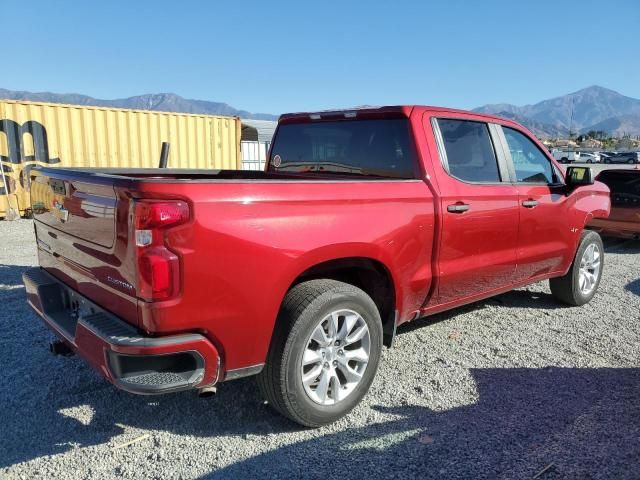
[550, 230, 603, 306]
[257, 279, 380, 427]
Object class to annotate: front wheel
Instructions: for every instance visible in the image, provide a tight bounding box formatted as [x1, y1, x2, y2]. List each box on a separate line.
[257, 279, 383, 427]
[550, 230, 604, 306]
[628, 159, 635, 164]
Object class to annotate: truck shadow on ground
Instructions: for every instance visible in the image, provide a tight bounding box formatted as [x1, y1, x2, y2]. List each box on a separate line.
[603, 237, 640, 254]
[626, 278, 640, 296]
[398, 288, 563, 335]
[202, 367, 639, 480]
[0, 264, 30, 287]
[1, 263, 639, 479]
[602, 239, 640, 295]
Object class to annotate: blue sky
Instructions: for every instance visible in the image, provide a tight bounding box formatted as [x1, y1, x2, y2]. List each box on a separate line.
[3, 0, 639, 114]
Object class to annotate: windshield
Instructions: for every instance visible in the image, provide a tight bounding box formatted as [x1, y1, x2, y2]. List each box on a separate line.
[268, 119, 417, 178]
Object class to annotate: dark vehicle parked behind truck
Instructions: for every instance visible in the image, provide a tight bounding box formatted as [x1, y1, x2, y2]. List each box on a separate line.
[24, 106, 610, 426]
[588, 169, 640, 239]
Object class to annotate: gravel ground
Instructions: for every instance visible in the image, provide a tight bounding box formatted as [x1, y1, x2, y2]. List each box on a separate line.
[1, 219, 639, 480]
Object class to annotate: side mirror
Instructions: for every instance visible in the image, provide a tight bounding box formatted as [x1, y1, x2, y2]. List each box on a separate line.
[565, 166, 595, 187]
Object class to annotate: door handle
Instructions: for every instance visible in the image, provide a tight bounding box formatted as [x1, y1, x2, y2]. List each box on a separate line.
[447, 203, 470, 213]
[522, 199, 539, 208]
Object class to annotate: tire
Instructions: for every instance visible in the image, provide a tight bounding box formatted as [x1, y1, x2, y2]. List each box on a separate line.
[257, 279, 383, 427]
[561, 157, 568, 164]
[587, 159, 592, 163]
[628, 159, 635, 164]
[549, 230, 604, 306]
[604, 159, 611, 164]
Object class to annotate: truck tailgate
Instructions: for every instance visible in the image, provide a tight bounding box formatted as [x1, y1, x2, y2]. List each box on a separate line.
[30, 169, 139, 327]
[31, 172, 117, 248]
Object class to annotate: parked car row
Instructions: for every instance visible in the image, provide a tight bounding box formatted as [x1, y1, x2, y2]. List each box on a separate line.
[550, 149, 640, 164]
[602, 151, 640, 164]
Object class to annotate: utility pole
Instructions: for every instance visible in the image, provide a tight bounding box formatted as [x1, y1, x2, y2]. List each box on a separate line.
[568, 96, 575, 140]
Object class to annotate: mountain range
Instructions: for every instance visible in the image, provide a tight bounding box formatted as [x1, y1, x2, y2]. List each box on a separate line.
[2, 85, 640, 137]
[473, 86, 640, 138]
[0, 88, 278, 121]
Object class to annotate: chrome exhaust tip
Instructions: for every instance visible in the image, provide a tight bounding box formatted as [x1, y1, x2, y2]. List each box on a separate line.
[198, 386, 217, 398]
[49, 340, 74, 356]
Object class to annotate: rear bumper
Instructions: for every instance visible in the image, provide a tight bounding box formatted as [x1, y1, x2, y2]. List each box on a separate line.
[23, 267, 220, 394]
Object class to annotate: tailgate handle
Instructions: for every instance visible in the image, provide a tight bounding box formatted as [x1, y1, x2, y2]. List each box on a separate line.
[522, 199, 539, 208]
[447, 203, 470, 213]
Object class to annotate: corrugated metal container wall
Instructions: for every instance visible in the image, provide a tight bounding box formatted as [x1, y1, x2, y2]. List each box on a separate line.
[0, 100, 241, 217]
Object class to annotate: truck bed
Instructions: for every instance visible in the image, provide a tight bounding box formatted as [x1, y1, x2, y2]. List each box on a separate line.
[43, 167, 401, 183]
[29, 165, 435, 373]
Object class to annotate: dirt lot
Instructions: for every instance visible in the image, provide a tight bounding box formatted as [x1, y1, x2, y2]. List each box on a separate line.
[1, 219, 638, 479]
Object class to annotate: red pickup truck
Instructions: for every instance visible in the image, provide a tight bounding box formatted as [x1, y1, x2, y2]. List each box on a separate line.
[24, 106, 610, 427]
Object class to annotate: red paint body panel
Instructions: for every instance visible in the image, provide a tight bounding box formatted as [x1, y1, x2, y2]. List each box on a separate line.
[134, 180, 435, 370]
[425, 158, 520, 302]
[27, 105, 611, 385]
[32, 173, 140, 325]
[514, 184, 577, 280]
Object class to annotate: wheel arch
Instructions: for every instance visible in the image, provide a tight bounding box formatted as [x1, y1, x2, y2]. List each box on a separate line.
[273, 250, 401, 350]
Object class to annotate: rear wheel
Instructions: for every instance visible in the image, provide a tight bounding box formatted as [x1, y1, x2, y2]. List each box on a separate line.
[257, 279, 383, 427]
[550, 230, 603, 306]
[628, 159, 635, 164]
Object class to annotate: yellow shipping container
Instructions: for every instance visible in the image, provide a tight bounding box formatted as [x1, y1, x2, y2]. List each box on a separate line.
[0, 99, 241, 217]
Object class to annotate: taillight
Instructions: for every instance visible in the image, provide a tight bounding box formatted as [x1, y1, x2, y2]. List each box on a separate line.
[134, 201, 189, 301]
[135, 201, 190, 230]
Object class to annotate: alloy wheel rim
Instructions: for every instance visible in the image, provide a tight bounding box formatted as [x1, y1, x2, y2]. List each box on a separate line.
[578, 243, 601, 295]
[300, 309, 371, 406]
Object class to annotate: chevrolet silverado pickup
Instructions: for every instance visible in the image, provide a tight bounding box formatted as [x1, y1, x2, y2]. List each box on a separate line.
[23, 106, 610, 427]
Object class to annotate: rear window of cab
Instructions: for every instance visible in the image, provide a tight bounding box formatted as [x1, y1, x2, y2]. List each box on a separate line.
[268, 119, 417, 179]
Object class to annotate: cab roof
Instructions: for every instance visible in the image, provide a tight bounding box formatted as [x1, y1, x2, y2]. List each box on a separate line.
[278, 105, 521, 128]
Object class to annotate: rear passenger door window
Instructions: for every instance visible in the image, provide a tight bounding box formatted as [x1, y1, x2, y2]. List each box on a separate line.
[436, 119, 502, 183]
[502, 127, 559, 184]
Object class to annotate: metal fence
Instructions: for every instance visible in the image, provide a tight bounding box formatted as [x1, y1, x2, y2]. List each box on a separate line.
[241, 140, 270, 170]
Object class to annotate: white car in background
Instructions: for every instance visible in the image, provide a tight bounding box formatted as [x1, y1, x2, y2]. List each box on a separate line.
[551, 149, 581, 164]
[579, 152, 600, 163]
